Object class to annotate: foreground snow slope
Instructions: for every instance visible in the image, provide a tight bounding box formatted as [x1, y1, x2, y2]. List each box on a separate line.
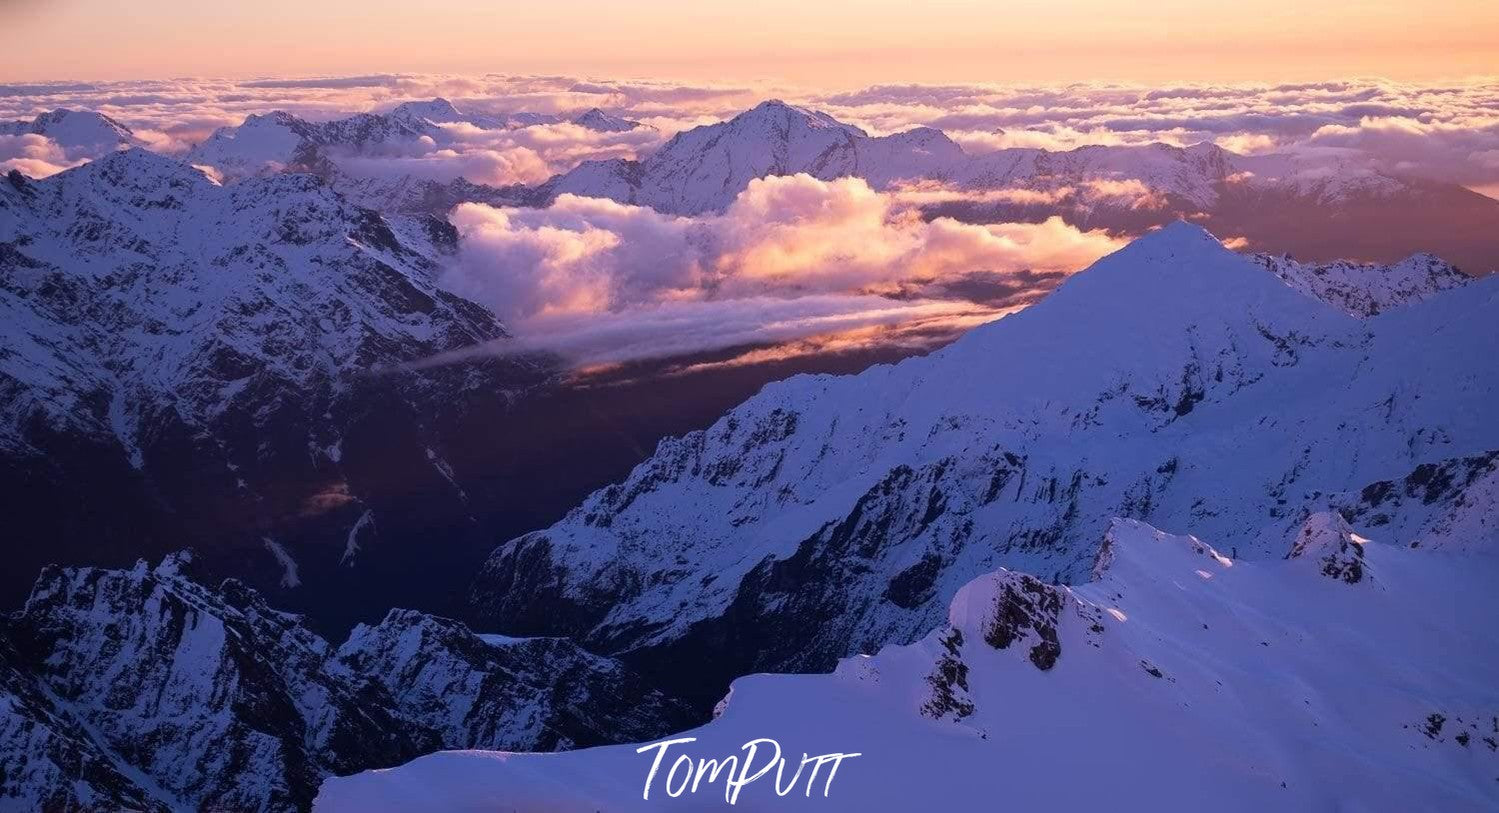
[470, 222, 1499, 703]
[320, 518, 1499, 811]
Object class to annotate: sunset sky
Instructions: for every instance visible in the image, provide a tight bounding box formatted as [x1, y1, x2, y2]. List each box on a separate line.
[6, 0, 1498, 84]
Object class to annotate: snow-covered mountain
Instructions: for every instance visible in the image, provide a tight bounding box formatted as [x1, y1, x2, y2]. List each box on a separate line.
[537, 102, 1499, 272]
[1249, 251, 1470, 316]
[187, 98, 643, 183]
[1, 108, 141, 154]
[537, 100, 964, 215]
[0, 552, 691, 812]
[530, 103, 1372, 216]
[336, 610, 694, 752]
[469, 222, 1499, 706]
[320, 516, 1499, 811]
[0, 148, 550, 619]
[570, 107, 645, 133]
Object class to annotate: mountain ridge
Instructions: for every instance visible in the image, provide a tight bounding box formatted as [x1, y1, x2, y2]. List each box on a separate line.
[468, 223, 1499, 706]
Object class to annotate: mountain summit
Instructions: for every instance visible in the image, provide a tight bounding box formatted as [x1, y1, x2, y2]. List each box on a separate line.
[470, 223, 1499, 705]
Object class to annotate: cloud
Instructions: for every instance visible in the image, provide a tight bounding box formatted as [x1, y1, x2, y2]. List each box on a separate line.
[442, 174, 1123, 366]
[240, 75, 408, 90]
[336, 145, 555, 186]
[4, 74, 1497, 195]
[813, 77, 1499, 192]
[0, 133, 87, 177]
[506, 295, 995, 369]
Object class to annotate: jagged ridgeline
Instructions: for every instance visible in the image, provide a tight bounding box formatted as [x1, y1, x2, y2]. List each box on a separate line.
[0, 551, 693, 811]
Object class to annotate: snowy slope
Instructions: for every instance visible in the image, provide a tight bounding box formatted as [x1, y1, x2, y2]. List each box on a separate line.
[0, 148, 551, 611]
[570, 108, 645, 132]
[470, 222, 1499, 704]
[320, 517, 1499, 811]
[1, 108, 140, 154]
[539, 100, 963, 214]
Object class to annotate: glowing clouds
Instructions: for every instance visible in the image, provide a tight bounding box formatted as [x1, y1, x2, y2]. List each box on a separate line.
[0, 134, 86, 177]
[444, 174, 1124, 365]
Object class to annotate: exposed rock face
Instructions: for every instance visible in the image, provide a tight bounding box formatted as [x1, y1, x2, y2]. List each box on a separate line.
[0, 636, 169, 812]
[1286, 511, 1370, 584]
[1333, 450, 1499, 552]
[471, 223, 1499, 708]
[1251, 252, 1470, 317]
[335, 610, 695, 752]
[0, 554, 691, 812]
[5, 552, 434, 811]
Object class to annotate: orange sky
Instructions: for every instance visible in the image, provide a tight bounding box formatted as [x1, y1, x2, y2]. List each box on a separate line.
[4, 0, 1498, 85]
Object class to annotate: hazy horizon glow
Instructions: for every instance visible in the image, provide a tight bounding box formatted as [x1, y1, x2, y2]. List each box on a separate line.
[5, 0, 1498, 85]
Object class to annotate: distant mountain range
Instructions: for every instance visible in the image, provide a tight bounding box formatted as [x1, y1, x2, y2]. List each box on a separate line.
[184, 99, 645, 180]
[533, 99, 1499, 272]
[11, 99, 1498, 271]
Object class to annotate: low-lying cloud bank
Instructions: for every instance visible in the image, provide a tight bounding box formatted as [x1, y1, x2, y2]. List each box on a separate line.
[442, 174, 1123, 367]
[0, 133, 89, 177]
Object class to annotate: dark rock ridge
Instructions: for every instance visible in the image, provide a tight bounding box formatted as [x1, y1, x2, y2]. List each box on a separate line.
[0, 553, 691, 812]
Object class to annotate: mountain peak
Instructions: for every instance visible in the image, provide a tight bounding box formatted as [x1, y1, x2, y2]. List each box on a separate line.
[72, 146, 211, 190]
[734, 99, 864, 134]
[570, 107, 643, 132]
[390, 98, 463, 124]
[2, 108, 139, 152]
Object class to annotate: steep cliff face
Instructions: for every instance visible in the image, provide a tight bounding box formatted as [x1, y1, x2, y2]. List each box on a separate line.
[0, 553, 692, 812]
[335, 610, 695, 752]
[471, 223, 1499, 705]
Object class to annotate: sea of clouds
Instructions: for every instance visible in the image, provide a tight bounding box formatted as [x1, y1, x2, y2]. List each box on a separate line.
[4, 73, 1496, 368]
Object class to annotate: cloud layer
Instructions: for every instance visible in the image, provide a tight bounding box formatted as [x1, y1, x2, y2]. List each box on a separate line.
[442, 174, 1123, 366]
[5, 75, 1499, 194]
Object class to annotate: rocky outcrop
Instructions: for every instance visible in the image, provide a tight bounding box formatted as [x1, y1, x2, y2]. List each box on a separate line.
[1286, 511, 1370, 584]
[335, 610, 695, 751]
